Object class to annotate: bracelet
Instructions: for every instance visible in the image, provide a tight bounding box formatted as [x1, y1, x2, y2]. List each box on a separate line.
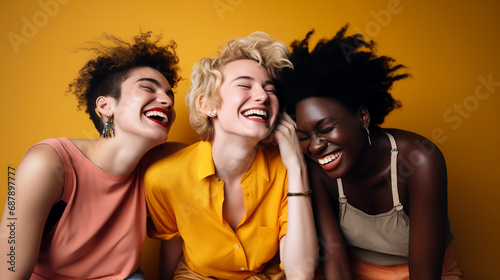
[287, 190, 312, 197]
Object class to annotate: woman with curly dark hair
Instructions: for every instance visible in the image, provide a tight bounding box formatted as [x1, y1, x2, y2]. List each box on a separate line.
[0, 32, 182, 280]
[278, 25, 462, 279]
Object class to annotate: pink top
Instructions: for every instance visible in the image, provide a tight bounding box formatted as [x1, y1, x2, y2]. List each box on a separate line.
[31, 138, 146, 280]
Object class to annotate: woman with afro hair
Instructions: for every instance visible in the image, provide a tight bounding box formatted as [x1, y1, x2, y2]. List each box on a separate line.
[278, 25, 462, 280]
[0, 32, 183, 280]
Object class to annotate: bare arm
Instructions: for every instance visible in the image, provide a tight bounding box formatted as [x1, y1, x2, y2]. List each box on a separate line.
[273, 113, 318, 280]
[159, 236, 183, 280]
[402, 133, 448, 279]
[307, 161, 352, 280]
[0, 145, 64, 280]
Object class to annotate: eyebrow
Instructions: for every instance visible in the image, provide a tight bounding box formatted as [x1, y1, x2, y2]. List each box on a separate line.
[137, 77, 161, 86]
[137, 77, 174, 96]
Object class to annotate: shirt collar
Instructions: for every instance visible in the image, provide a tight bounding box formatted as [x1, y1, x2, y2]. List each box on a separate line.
[196, 141, 216, 181]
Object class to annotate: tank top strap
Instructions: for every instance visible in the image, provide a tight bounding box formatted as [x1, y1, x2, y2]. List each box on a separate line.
[385, 132, 403, 211]
[336, 178, 347, 203]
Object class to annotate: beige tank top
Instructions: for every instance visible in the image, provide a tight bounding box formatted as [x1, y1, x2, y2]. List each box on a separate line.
[337, 132, 453, 265]
[338, 132, 411, 265]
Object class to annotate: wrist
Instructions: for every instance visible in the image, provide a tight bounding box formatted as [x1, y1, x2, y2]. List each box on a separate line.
[287, 190, 312, 197]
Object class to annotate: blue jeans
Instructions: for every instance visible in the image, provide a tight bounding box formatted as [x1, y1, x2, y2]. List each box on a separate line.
[125, 267, 145, 280]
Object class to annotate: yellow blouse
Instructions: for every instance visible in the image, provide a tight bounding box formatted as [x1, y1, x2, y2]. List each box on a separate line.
[145, 141, 288, 279]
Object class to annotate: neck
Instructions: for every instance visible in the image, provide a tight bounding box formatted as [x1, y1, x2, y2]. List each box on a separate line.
[78, 135, 157, 176]
[347, 128, 387, 179]
[211, 135, 259, 182]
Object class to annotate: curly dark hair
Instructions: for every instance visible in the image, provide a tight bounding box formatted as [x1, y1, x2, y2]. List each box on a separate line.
[278, 24, 409, 127]
[68, 31, 181, 133]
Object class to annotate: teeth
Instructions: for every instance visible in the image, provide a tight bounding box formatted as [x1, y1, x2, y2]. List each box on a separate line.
[145, 111, 168, 123]
[318, 151, 341, 165]
[243, 109, 267, 119]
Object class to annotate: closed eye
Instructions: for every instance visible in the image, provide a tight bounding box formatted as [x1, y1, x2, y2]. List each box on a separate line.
[137, 78, 161, 92]
[319, 124, 336, 134]
[141, 86, 154, 92]
[238, 85, 251, 89]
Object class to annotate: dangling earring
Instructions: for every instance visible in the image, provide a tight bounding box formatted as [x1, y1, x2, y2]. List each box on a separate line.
[103, 115, 115, 138]
[365, 127, 372, 146]
[210, 109, 217, 117]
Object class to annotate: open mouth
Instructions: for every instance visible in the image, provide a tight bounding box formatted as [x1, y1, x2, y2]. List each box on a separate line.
[144, 108, 168, 128]
[242, 109, 268, 121]
[317, 150, 342, 170]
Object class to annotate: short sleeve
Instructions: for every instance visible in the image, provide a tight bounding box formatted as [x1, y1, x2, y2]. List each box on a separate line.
[144, 171, 180, 240]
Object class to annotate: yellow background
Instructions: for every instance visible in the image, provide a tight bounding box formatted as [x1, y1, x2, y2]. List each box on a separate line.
[1, 0, 499, 279]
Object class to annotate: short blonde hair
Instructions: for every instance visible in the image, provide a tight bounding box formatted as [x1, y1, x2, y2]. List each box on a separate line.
[186, 32, 293, 141]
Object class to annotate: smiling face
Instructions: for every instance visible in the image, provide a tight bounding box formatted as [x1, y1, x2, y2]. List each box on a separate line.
[211, 59, 279, 143]
[111, 66, 175, 143]
[295, 97, 367, 178]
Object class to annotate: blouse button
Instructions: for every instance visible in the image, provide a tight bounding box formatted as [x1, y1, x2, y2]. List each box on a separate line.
[236, 245, 241, 249]
[240, 267, 245, 271]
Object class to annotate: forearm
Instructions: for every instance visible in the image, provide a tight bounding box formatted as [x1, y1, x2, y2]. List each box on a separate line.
[408, 256, 444, 280]
[159, 237, 183, 280]
[408, 234, 446, 280]
[281, 168, 318, 280]
[319, 239, 352, 280]
[408, 160, 448, 279]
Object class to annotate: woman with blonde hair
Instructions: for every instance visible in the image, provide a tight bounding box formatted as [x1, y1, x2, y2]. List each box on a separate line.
[145, 33, 318, 280]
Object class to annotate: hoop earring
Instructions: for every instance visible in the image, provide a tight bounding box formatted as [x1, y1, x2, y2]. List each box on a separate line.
[95, 108, 102, 119]
[210, 109, 217, 117]
[365, 127, 371, 146]
[103, 115, 115, 138]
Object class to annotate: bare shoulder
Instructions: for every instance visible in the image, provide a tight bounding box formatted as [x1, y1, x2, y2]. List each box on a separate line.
[384, 128, 447, 190]
[384, 128, 445, 164]
[15, 143, 65, 204]
[21, 143, 64, 172]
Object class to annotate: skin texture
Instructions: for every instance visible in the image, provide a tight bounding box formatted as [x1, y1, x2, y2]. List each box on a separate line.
[160, 60, 318, 280]
[295, 97, 448, 280]
[0, 67, 184, 280]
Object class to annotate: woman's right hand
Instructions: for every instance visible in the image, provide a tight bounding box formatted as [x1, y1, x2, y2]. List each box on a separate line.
[271, 112, 306, 175]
